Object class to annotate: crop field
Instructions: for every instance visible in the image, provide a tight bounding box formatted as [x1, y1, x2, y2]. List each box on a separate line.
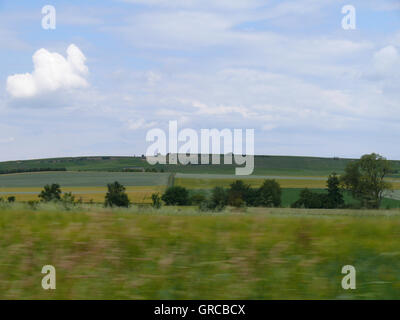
[176, 175, 328, 189]
[0, 171, 169, 188]
[0, 186, 166, 204]
[2, 155, 400, 177]
[2, 171, 400, 207]
[1, 205, 400, 299]
[0, 172, 169, 204]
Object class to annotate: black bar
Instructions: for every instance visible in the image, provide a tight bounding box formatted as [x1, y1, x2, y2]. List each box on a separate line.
[0, 300, 395, 318]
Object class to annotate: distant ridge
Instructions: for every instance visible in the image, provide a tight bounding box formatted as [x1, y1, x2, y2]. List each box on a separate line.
[0, 155, 399, 177]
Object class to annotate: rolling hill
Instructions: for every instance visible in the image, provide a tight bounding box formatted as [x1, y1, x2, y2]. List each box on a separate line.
[1, 155, 400, 176]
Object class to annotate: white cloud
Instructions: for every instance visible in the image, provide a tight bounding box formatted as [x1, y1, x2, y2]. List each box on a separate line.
[0, 137, 15, 143]
[373, 45, 400, 77]
[6, 44, 89, 98]
[126, 118, 157, 130]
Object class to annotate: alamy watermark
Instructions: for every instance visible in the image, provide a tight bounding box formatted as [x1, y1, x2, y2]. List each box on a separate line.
[145, 121, 255, 175]
[41, 265, 56, 290]
[342, 5, 356, 30]
[41, 5, 56, 30]
[341, 265, 356, 290]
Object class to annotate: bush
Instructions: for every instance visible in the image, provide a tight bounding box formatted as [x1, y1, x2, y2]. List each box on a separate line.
[162, 186, 190, 206]
[151, 193, 162, 209]
[199, 187, 227, 212]
[211, 187, 228, 209]
[291, 188, 329, 209]
[327, 173, 344, 208]
[231, 197, 245, 208]
[104, 181, 130, 208]
[258, 179, 281, 207]
[61, 192, 76, 210]
[7, 196, 16, 203]
[27, 200, 39, 210]
[227, 180, 251, 206]
[39, 184, 62, 202]
[189, 191, 207, 205]
[291, 173, 345, 209]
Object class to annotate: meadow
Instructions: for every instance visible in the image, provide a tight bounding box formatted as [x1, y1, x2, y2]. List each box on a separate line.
[1, 204, 400, 299]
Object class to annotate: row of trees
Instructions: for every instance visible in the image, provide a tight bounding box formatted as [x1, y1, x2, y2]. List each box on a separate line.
[155, 153, 393, 210]
[0, 167, 66, 175]
[153, 179, 282, 211]
[291, 173, 344, 209]
[36, 181, 131, 208]
[292, 153, 392, 209]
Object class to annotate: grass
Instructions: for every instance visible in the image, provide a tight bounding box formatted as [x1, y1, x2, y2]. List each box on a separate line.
[1, 204, 400, 299]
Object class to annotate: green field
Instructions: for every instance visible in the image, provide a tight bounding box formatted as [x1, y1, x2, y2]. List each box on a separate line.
[2, 155, 400, 176]
[0, 171, 169, 204]
[0, 171, 169, 188]
[1, 204, 400, 299]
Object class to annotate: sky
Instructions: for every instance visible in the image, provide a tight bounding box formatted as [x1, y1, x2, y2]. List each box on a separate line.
[0, 0, 400, 161]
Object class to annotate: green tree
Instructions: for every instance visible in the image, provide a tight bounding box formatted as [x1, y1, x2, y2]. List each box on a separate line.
[227, 180, 250, 206]
[104, 181, 130, 207]
[258, 179, 282, 207]
[162, 186, 190, 205]
[210, 186, 228, 210]
[39, 184, 62, 202]
[326, 173, 344, 208]
[340, 153, 392, 208]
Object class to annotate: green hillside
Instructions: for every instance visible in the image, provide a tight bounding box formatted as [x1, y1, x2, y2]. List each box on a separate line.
[1, 155, 400, 176]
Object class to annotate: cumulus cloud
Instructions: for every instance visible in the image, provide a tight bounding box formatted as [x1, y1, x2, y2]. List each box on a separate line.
[373, 45, 400, 77]
[6, 44, 89, 98]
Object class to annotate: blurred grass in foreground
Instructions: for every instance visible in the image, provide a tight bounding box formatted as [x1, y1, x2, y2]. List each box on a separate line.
[1, 204, 400, 299]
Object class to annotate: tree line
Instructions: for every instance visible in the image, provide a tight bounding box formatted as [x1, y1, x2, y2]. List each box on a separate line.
[0, 167, 66, 175]
[152, 153, 394, 210]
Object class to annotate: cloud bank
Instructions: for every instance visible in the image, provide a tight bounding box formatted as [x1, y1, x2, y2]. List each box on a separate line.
[6, 44, 89, 98]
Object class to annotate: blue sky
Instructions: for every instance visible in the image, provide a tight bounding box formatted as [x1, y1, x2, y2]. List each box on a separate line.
[0, 0, 400, 161]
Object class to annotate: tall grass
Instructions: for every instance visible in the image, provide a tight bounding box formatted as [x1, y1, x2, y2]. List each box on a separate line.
[1, 205, 400, 299]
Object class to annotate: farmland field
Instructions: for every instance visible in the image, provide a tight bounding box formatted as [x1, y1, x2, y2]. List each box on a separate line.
[2, 171, 400, 207]
[0, 172, 169, 204]
[0, 171, 169, 187]
[1, 205, 400, 299]
[2, 155, 400, 177]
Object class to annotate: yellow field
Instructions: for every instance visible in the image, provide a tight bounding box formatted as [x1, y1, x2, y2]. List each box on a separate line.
[175, 177, 327, 189]
[0, 186, 166, 204]
[175, 177, 400, 190]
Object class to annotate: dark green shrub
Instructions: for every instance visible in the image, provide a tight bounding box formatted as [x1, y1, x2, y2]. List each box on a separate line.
[189, 191, 207, 205]
[162, 186, 190, 206]
[199, 187, 228, 212]
[258, 179, 281, 207]
[61, 192, 76, 210]
[39, 184, 62, 202]
[227, 180, 251, 206]
[104, 181, 130, 208]
[151, 193, 162, 209]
